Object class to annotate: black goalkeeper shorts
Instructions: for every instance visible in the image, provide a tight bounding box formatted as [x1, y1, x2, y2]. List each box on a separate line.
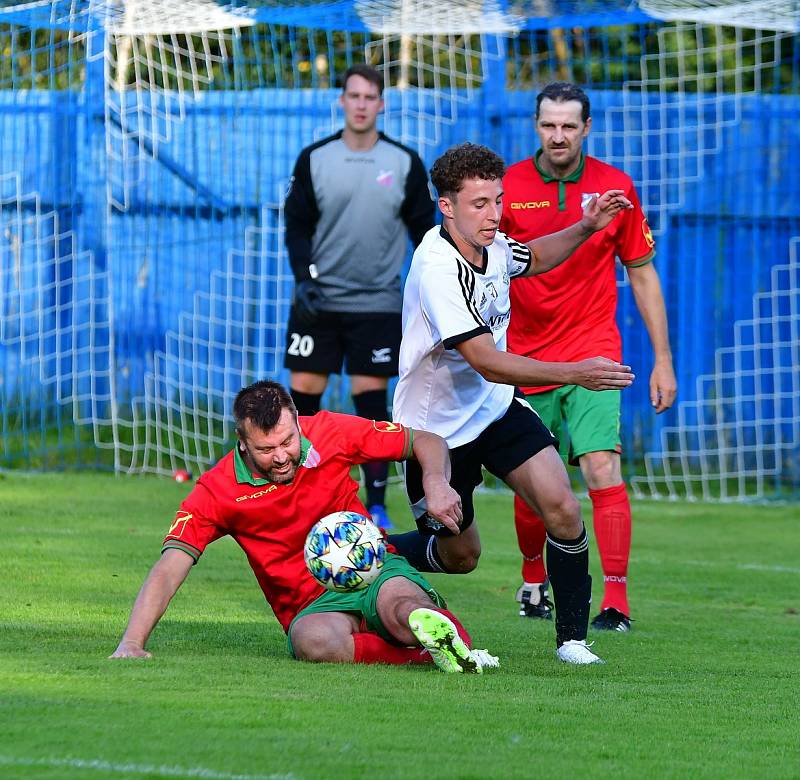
[284, 309, 401, 377]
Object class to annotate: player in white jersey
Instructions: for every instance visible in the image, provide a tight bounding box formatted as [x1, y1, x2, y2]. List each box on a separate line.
[390, 143, 634, 664]
[393, 224, 531, 450]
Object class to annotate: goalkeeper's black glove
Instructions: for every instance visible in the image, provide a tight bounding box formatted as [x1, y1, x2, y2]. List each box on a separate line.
[293, 280, 325, 327]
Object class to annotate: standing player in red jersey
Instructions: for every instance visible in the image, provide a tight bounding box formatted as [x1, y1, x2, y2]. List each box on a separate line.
[110, 380, 497, 673]
[501, 83, 677, 632]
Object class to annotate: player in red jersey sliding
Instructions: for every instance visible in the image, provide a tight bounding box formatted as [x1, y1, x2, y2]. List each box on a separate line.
[501, 83, 677, 631]
[110, 380, 497, 673]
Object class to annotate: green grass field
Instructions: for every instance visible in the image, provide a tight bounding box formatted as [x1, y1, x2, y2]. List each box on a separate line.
[1, 472, 798, 780]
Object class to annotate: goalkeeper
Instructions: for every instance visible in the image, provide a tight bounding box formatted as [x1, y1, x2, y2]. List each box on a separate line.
[283, 63, 435, 530]
[110, 380, 496, 674]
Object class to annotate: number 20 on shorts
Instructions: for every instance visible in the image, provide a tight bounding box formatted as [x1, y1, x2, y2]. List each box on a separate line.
[288, 333, 315, 357]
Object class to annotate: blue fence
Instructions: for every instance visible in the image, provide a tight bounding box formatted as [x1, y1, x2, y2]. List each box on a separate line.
[1, 77, 799, 483]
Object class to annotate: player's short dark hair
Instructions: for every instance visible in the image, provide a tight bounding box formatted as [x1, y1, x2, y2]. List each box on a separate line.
[429, 143, 505, 198]
[341, 63, 384, 95]
[233, 380, 297, 437]
[536, 82, 591, 122]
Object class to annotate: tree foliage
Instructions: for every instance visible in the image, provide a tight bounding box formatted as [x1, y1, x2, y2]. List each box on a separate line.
[0, 18, 797, 94]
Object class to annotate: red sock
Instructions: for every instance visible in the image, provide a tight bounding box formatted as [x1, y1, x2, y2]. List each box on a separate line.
[514, 495, 548, 583]
[351, 609, 472, 665]
[589, 483, 632, 616]
[352, 633, 432, 666]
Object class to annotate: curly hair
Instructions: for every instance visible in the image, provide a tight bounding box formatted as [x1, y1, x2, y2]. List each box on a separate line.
[233, 380, 297, 437]
[429, 143, 505, 197]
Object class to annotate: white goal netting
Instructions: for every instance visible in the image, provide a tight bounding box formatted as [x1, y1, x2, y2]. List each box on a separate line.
[0, 0, 798, 500]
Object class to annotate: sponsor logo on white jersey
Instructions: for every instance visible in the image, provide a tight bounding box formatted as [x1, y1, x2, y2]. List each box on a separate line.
[487, 311, 510, 330]
[376, 170, 394, 187]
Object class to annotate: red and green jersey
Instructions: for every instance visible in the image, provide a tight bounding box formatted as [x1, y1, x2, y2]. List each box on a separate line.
[500, 151, 655, 394]
[161, 411, 413, 632]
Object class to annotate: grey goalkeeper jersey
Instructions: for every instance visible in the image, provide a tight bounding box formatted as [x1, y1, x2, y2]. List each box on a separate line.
[284, 131, 434, 313]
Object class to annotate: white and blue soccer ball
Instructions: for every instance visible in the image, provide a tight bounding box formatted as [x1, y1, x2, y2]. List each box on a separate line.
[304, 511, 387, 592]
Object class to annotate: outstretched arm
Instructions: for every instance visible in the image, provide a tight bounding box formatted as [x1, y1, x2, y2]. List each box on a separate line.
[456, 333, 634, 391]
[109, 549, 194, 659]
[522, 189, 633, 276]
[627, 262, 677, 413]
[410, 429, 463, 534]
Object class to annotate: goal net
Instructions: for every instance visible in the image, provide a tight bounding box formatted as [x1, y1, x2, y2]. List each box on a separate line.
[0, 0, 798, 500]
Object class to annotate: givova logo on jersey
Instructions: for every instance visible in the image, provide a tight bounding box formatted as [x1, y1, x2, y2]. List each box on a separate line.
[510, 200, 550, 210]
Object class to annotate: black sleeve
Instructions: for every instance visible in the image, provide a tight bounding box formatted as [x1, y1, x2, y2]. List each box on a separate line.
[401, 152, 436, 248]
[284, 148, 319, 283]
[442, 325, 491, 350]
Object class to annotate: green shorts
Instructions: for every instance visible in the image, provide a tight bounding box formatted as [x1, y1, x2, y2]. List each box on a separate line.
[286, 553, 445, 657]
[525, 386, 622, 466]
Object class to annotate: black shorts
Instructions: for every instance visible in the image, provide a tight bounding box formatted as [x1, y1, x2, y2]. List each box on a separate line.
[404, 394, 557, 537]
[283, 309, 401, 377]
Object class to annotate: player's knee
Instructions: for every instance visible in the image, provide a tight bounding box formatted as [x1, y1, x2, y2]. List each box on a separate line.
[384, 595, 434, 645]
[450, 556, 479, 574]
[541, 492, 582, 538]
[291, 622, 351, 663]
[439, 543, 481, 574]
[581, 451, 621, 488]
[289, 371, 328, 395]
[293, 633, 348, 663]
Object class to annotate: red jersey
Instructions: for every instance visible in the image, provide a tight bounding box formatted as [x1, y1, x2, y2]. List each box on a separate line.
[500, 152, 655, 394]
[161, 411, 413, 632]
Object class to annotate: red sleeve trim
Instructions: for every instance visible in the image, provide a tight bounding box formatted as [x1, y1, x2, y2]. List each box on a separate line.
[622, 249, 655, 268]
[403, 427, 414, 460]
[161, 541, 201, 564]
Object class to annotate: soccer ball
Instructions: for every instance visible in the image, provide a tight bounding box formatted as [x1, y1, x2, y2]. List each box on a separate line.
[304, 511, 387, 592]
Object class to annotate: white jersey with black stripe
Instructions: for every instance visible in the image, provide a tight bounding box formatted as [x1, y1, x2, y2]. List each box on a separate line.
[393, 226, 532, 448]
